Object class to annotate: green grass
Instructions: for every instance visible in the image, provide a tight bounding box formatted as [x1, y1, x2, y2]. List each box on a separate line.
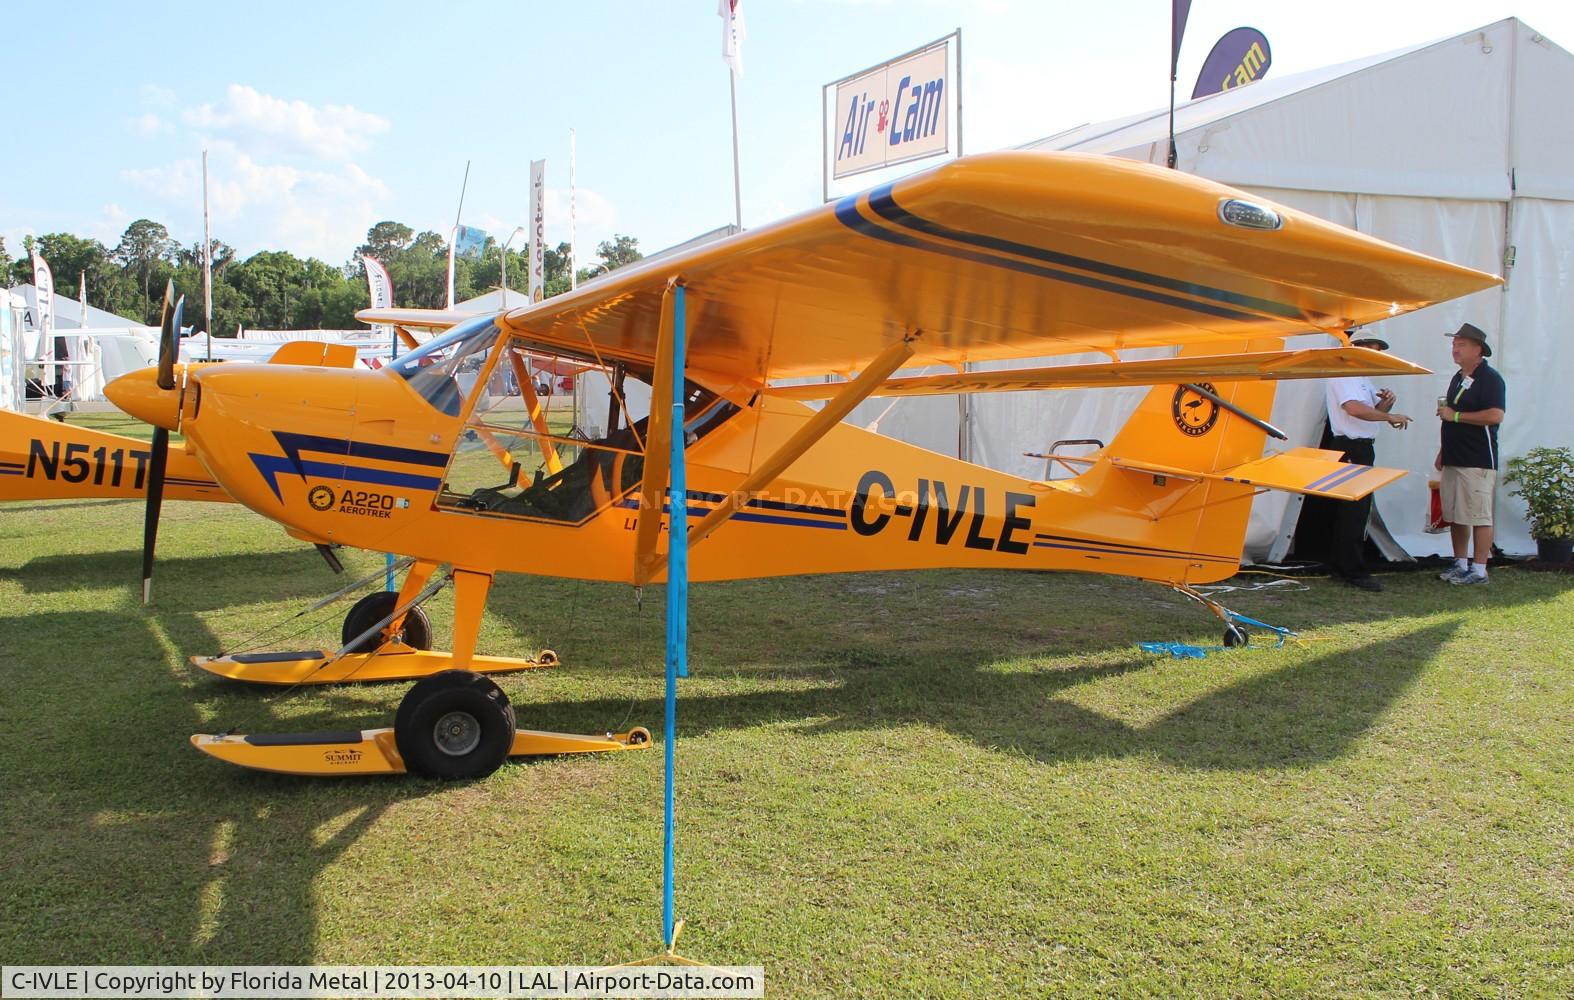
[1, 415, 1570, 997]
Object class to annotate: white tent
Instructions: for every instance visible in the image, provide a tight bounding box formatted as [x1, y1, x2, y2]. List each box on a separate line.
[7, 283, 157, 406]
[863, 17, 1572, 558]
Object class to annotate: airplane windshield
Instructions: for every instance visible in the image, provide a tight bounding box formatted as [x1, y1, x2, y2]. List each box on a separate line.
[390, 315, 500, 417]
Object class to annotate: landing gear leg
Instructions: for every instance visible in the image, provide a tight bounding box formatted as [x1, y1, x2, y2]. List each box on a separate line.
[448, 569, 493, 671]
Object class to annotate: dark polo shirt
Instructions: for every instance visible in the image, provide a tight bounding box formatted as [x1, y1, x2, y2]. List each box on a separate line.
[1440, 360, 1506, 470]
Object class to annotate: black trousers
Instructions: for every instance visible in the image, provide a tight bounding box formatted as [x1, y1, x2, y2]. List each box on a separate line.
[1320, 423, 1377, 578]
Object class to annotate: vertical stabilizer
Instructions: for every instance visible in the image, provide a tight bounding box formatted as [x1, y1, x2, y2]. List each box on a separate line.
[1090, 337, 1287, 582]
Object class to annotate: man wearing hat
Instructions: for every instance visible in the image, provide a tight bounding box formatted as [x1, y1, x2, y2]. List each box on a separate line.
[1318, 331, 1413, 591]
[1435, 322, 1506, 585]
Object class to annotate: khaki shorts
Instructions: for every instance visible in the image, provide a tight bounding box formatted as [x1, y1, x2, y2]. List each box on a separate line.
[1440, 466, 1495, 526]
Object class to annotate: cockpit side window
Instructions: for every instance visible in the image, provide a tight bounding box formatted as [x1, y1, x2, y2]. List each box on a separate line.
[389, 315, 500, 417]
[434, 337, 737, 525]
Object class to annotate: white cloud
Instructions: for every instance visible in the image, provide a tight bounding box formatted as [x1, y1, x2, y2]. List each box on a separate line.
[127, 113, 173, 137]
[140, 84, 177, 108]
[2, 225, 37, 258]
[183, 84, 389, 160]
[95, 205, 131, 245]
[542, 186, 617, 249]
[123, 141, 390, 261]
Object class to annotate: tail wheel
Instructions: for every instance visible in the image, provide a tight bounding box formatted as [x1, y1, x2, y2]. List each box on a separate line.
[537, 649, 559, 666]
[342, 590, 433, 653]
[394, 670, 516, 780]
[1223, 624, 1249, 648]
[627, 727, 651, 746]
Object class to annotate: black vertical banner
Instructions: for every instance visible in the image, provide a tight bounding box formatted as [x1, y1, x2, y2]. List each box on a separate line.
[1172, 0, 1193, 75]
[1168, 0, 1192, 168]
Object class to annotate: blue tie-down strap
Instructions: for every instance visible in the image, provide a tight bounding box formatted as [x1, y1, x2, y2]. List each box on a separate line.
[1140, 641, 1213, 659]
[1141, 613, 1297, 658]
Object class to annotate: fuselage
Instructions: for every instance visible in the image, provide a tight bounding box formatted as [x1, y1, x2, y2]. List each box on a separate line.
[108, 316, 1255, 587]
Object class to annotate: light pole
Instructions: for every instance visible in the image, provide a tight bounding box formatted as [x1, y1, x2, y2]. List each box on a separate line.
[499, 226, 528, 309]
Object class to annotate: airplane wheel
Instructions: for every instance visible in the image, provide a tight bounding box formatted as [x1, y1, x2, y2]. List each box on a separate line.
[342, 591, 433, 652]
[1223, 624, 1249, 648]
[627, 727, 651, 746]
[394, 670, 516, 780]
[537, 649, 559, 666]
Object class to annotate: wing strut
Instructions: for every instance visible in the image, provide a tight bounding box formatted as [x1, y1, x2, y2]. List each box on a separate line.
[632, 281, 683, 585]
[685, 333, 918, 552]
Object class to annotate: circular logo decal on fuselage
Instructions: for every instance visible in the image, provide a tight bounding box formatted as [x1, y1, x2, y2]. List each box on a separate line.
[307, 485, 337, 511]
[1172, 384, 1221, 437]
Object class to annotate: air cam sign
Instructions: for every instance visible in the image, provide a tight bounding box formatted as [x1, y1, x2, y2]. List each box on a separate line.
[830, 39, 951, 181]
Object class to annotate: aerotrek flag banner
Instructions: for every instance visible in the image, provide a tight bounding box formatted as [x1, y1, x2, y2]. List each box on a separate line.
[1193, 27, 1274, 98]
[831, 39, 950, 181]
[454, 225, 488, 261]
[719, 0, 745, 76]
[30, 252, 54, 363]
[529, 159, 546, 304]
[364, 257, 393, 344]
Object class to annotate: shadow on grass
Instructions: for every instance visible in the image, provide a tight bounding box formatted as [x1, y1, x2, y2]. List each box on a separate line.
[0, 610, 410, 964]
[0, 499, 142, 514]
[0, 548, 332, 607]
[510, 618, 1458, 773]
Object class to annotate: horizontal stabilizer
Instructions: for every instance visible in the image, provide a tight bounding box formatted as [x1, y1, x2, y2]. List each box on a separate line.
[1110, 447, 1404, 501]
[766, 347, 1429, 400]
[269, 341, 360, 368]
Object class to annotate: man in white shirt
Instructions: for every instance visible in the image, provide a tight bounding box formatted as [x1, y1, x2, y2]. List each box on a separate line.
[1320, 333, 1413, 591]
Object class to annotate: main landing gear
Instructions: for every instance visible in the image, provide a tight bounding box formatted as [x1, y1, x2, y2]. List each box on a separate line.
[189, 561, 556, 685]
[189, 562, 650, 778]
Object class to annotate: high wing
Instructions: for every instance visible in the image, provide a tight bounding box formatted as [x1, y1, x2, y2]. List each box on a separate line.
[765, 346, 1430, 400]
[467, 151, 1499, 384]
[355, 307, 478, 331]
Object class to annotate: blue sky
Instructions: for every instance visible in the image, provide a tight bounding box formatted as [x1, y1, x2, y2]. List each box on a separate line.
[5, 1, 1570, 268]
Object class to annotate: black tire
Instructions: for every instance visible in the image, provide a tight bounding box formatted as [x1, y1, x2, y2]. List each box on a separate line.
[1223, 624, 1249, 648]
[394, 670, 516, 780]
[342, 591, 433, 652]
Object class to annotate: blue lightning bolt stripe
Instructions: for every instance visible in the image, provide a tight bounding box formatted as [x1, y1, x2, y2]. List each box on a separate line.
[249, 432, 448, 501]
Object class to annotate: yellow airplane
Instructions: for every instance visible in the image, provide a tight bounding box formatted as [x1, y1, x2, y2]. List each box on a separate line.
[7, 151, 1498, 779]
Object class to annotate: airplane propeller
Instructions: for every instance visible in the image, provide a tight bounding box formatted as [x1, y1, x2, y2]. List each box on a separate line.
[140, 282, 182, 604]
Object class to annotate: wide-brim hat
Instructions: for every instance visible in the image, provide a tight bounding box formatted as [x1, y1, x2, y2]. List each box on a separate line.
[1350, 335, 1389, 351]
[1449, 322, 1491, 357]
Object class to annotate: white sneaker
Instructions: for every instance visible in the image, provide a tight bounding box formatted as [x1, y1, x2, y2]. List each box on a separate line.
[1438, 565, 1470, 582]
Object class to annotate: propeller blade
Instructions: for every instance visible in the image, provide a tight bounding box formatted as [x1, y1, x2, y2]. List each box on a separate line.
[141, 426, 169, 604]
[156, 280, 177, 391]
[142, 282, 180, 604]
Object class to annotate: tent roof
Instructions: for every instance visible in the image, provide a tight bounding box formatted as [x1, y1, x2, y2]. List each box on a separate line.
[11, 283, 148, 330]
[1025, 18, 1574, 202]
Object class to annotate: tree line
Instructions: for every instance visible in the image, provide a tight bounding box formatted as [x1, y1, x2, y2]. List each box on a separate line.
[0, 221, 643, 335]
